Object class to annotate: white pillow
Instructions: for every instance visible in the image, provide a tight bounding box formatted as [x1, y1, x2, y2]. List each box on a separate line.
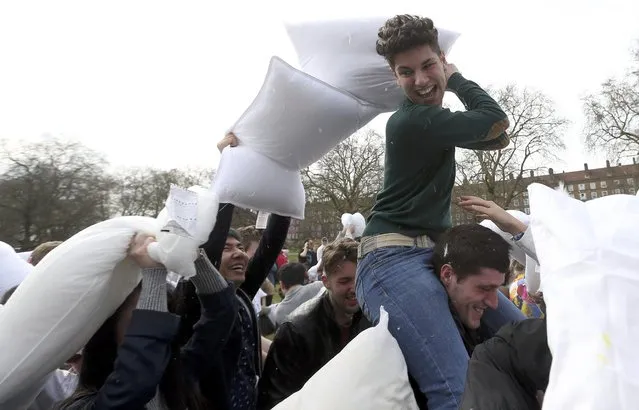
[229, 56, 382, 171]
[479, 210, 530, 264]
[341, 212, 366, 238]
[212, 145, 306, 219]
[286, 17, 460, 111]
[0, 242, 32, 297]
[274, 307, 419, 410]
[528, 183, 639, 409]
[0, 216, 158, 403]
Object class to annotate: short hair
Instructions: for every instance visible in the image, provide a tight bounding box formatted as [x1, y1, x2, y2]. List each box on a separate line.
[376, 15, 441, 67]
[278, 263, 307, 288]
[432, 225, 511, 282]
[236, 226, 261, 250]
[227, 228, 243, 244]
[322, 238, 358, 276]
[29, 241, 63, 266]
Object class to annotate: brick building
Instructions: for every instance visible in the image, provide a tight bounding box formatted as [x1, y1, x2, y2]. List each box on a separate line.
[452, 160, 639, 225]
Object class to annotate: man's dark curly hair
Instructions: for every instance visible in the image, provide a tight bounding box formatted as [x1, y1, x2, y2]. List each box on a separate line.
[376, 15, 441, 67]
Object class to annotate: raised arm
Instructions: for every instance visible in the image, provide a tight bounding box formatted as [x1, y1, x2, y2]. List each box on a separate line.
[404, 72, 510, 148]
[242, 214, 291, 299]
[201, 203, 235, 270]
[180, 252, 238, 381]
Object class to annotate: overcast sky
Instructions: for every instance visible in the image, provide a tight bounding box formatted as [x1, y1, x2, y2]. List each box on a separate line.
[1, 0, 637, 173]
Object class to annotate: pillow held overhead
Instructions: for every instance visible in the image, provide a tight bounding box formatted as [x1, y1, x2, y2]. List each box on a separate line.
[229, 56, 382, 171]
[285, 17, 460, 110]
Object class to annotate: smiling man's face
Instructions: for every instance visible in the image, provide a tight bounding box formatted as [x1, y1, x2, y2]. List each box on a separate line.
[441, 264, 505, 329]
[220, 237, 249, 286]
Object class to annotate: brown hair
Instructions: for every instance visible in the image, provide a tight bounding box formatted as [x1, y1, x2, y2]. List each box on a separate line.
[236, 226, 261, 250]
[321, 238, 358, 276]
[29, 241, 63, 266]
[376, 15, 441, 67]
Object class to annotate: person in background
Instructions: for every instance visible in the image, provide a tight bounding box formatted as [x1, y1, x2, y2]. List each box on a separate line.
[270, 263, 324, 328]
[355, 15, 522, 410]
[297, 239, 316, 268]
[173, 131, 291, 410]
[508, 261, 544, 319]
[257, 239, 367, 410]
[315, 237, 328, 265]
[28, 241, 63, 266]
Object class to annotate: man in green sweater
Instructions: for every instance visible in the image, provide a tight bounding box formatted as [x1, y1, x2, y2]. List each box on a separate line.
[355, 14, 525, 410]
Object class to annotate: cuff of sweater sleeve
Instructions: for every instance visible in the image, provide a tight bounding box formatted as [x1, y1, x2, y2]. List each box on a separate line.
[136, 267, 168, 312]
[191, 253, 229, 294]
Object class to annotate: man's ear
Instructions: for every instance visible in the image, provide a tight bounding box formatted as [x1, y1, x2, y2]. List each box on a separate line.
[440, 264, 454, 286]
[321, 273, 330, 290]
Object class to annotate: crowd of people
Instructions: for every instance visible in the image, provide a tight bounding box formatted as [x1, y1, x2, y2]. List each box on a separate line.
[1, 13, 599, 410]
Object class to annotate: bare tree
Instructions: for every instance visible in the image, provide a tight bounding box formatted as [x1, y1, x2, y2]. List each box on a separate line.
[301, 129, 384, 216]
[0, 139, 114, 249]
[456, 85, 568, 207]
[111, 167, 213, 217]
[584, 46, 639, 160]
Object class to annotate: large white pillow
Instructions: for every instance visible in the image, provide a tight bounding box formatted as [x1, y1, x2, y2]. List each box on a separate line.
[274, 307, 419, 410]
[286, 17, 460, 111]
[0, 216, 158, 403]
[528, 183, 639, 409]
[229, 56, 382, 171]
[212, 145, 306, 219]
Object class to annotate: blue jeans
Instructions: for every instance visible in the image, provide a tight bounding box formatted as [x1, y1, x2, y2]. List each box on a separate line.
[355, 245, 524, 410]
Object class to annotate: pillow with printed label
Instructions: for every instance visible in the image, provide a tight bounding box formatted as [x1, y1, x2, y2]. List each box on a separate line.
[274, 307, 419, 410]
[286, 17, 460, 110]
[212, 145, 306, 219]
[229, 56, 382, 172]
[0, 216, 158, 403]
[528, 184, 639, 409]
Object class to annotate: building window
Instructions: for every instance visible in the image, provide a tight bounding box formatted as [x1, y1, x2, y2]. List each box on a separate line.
[591, 191, 598, 199]
[614, 179, 621, 186]
[627, 178, 635, 185]
[523, 192, 528, 198]
[579, 192, 587, 200]
[524, 207, 530, 214]
[567, 184, 574, 192]
[600, 181, 607, 188]
[614, 188, 622, 194]
[589, 182, 596, 189]
[513, 199, 519, 206]
[601, 190, 608, 196]
[578, 183, 586, 190]
[524, 198, 529, 205]
[630, 188, 636, 195]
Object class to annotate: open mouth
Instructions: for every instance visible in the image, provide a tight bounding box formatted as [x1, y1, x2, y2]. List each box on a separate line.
[416, 84, 436, 99]
[230, 263, 246, 273]
[473, 306, 486, 315]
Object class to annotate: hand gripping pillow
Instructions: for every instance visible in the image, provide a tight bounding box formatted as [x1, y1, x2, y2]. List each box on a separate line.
[229, 56, 382, 171]
[274, 307, 419, 410]
[0, 216, 159, 403]
[528, 183, 639, 410]
[212, 145, 306, 219]
[479, 210, 530, 264]
[148, 185, 219, 278]
[285, 17, 460, 110]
